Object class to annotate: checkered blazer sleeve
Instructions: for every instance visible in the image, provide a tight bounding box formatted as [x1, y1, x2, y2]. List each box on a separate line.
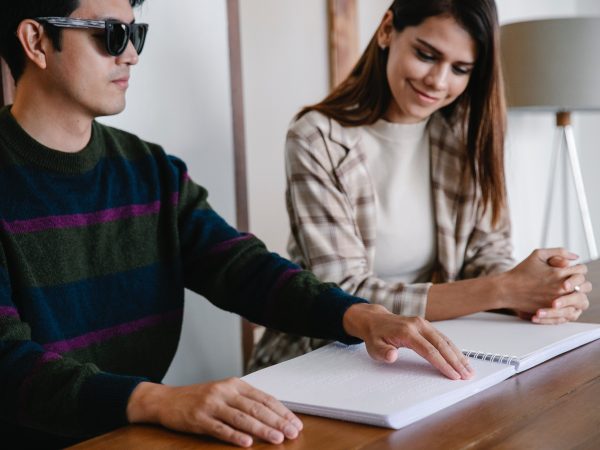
[461, 199, 516, 279]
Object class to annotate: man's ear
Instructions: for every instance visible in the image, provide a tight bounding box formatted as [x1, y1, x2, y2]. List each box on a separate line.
[377, 10, 394, 50]
[16, 19, 51, 70]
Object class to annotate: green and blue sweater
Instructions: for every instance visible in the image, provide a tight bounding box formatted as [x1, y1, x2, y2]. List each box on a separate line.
[0, 106, 366, 440]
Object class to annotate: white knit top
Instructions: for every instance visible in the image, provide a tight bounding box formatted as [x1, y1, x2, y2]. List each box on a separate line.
[363, 118, 437, 284]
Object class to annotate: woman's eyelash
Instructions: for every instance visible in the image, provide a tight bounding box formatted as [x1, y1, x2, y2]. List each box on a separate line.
[453, 66, 472, 75]
[416, 48, 472, 75]
[416, 49, 435, 61]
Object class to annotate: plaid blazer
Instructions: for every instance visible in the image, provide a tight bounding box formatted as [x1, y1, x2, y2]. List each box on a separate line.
[248, 110, 515, 372]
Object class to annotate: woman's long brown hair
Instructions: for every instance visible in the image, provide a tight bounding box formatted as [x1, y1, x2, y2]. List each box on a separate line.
[298, 0, 507, 226]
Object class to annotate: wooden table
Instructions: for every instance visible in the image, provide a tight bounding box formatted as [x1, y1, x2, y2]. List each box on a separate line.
[69, 260, 600, 450]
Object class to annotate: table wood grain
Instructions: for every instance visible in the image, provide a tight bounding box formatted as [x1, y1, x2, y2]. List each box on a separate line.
[69, 259, 600, 450]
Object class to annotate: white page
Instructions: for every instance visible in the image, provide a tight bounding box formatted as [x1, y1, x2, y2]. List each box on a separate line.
[434, 312, 600, 371]
[243, 343, 514, 429]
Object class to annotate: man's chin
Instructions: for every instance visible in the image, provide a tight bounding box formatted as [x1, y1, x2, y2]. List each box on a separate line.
[95, 101, 127, 118]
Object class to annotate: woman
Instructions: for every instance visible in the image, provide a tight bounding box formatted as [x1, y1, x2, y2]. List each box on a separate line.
[248, 0, 590, 371]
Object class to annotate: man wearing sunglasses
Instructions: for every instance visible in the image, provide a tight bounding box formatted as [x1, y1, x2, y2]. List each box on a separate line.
[0, 0, 473, 448]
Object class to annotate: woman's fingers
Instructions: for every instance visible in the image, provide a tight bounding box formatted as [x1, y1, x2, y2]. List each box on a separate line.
[553, 289, 591, 310]
[562, 274, 587, 293]
[533, 305, 583, 324]
[547, 255, 572, 268]
[533, 309, 582, 324]
[534, 248, 578, 262]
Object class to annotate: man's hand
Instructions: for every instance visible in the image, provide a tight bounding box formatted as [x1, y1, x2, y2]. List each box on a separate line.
[127, 379, 303, 447]
[343, 303, 474, 380]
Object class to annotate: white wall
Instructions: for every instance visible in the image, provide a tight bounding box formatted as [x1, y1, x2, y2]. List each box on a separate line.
[239, 0, 330, 256]
[577, 0, 600, 14]
[357, 0, 390, 50]
[498, 0, 577, 23]
[242, 0, 600, 263]
[100, 0, 242, 384]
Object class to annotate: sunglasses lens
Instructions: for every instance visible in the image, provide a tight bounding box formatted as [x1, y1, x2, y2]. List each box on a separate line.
[106, 22, 129, 56]
[131, 24, 148, 55]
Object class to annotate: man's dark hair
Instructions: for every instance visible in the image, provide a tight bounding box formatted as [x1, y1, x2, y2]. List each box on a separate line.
[0, 0, 146, 82]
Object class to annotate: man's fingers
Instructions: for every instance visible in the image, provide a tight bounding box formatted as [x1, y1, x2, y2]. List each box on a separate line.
[217, 403, 285, 445]
[230, 396, 299, 440]
[240, 383, 303, 432]
[239, 382, 304, 439]
[406, 333, 463, 380]
[200, 417, 254, 448]
[421, 327, 473, 379]
[364, 339, 398, 363]
[370, 318, 472, 380]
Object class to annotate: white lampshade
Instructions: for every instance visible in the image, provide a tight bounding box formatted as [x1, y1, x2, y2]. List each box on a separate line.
[501, 17, 600, 111]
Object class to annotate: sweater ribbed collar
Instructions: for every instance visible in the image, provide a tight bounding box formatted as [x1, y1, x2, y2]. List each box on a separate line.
[0, 106, 104, 174]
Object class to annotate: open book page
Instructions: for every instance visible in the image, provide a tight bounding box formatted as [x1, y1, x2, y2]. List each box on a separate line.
[242, 343, 514, 429]
[434, 312, 600, 372]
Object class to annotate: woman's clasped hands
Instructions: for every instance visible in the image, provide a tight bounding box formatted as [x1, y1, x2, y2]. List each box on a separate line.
[501, 248, 591, 324]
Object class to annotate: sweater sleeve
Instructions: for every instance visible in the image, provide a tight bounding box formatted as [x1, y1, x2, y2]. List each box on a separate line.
[170, 156, 367, 343]
[0, 243, 147, 439]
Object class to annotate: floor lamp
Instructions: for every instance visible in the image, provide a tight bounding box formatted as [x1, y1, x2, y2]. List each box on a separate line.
[501, 17, 600, 260]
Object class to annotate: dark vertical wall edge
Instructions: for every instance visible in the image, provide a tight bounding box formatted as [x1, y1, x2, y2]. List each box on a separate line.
[327, 0, 359, 89]
[1, 59, 16, 106]
[226, 0, 249, 233]
[226, 0, 253, 370]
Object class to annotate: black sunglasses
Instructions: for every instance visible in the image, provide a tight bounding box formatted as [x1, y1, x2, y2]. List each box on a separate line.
[35, 17, 149, 56]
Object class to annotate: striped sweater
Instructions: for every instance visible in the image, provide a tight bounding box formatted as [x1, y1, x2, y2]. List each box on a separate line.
[0, 106, 365, 441]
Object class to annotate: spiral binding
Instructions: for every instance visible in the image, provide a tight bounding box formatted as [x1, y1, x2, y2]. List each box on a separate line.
[463, 350, 518, 366]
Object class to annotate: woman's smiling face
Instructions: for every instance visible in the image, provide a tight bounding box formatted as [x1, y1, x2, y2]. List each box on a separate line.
[378, 12, 477, 123]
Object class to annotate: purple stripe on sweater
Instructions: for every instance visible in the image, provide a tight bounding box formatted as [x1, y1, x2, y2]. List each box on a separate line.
[269, 268, 302, 301]
[43, 308, 183, 354]
[206, 234, 254, 256]
[0, 306, 19, 318]
[1, 201, 162, 234]
[39, 352, 63, 365]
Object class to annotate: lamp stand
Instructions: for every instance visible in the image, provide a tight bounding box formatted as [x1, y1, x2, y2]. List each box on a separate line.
[541, 111, 598, 260]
